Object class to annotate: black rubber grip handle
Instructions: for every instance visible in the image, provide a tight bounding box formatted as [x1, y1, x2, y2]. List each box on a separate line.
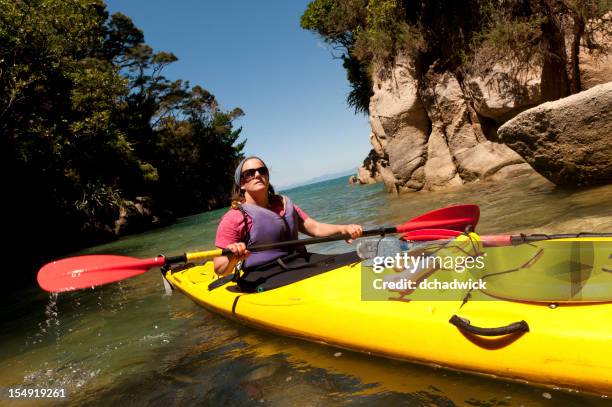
[164, 254, 187, 264]
[449, 315, 529, 336]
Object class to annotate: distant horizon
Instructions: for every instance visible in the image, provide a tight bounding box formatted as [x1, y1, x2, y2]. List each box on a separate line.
[277, 166, 358, 191]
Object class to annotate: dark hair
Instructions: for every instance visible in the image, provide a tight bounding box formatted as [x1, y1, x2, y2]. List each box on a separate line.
[231, 183, 276, 208]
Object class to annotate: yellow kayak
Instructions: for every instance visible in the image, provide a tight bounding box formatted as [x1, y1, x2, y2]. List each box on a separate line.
[165, 234, 612, 395]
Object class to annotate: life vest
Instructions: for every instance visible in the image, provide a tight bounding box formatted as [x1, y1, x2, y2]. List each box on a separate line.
[238, 195, 302, 269]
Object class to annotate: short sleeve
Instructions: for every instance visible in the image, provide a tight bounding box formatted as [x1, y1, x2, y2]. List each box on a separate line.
[215, 210, 247, 248]
[294, 204, 310, 221]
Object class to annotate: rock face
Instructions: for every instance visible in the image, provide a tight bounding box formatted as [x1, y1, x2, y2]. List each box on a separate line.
[464, 60, 543, 127]
[357, 55, 534, 192]
[355, 41, 612, 191]
[364, 56, 429, 192]
[498, 82, 612, 186]
[580, 51, 612, 90]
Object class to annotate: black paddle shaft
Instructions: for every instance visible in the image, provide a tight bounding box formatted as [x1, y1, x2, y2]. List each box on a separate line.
[165, 227, 399, 264]
[245, 226, 397, 252]
[246, 231, 612, 252]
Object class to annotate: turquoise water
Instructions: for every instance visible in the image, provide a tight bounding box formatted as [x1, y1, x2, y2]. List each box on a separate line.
[1, 174, 612, 406]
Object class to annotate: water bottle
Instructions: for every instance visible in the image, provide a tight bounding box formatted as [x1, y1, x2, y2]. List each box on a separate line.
[357, 237, 412, 266]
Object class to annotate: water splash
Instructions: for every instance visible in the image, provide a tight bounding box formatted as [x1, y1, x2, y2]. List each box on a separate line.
[26, 293, 60, 347]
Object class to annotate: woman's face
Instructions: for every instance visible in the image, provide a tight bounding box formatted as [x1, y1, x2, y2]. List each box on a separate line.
[240, 158, 269, 194]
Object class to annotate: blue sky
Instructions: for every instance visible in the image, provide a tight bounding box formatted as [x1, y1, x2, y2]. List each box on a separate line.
[105, 0, 371, 188]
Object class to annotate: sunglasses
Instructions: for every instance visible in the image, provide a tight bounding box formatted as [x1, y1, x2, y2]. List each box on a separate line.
[241, 166, 269, 182]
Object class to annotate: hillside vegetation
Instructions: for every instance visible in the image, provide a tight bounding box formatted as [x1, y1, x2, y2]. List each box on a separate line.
[0, 0, 245, 287]
[301, 0, 612, 113]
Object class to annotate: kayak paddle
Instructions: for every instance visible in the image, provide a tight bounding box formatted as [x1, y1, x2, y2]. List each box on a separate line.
[401, 229, 612, 246]
[37, 204, 479, 293]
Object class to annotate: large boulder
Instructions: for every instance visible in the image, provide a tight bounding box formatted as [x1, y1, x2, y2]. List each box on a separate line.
[498, 82, 612, 186]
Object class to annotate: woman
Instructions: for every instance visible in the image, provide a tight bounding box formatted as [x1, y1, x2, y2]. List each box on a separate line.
[214, 156, 363, 275]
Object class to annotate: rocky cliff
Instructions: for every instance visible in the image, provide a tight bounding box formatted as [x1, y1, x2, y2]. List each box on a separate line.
[354, 47, 612, 192]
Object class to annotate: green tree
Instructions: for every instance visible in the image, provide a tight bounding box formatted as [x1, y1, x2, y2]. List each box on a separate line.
[152, 85, 245, 216]
[476, 0, 612, 95]
[301, 0, 612, 111]
[0, 0, 245, 292]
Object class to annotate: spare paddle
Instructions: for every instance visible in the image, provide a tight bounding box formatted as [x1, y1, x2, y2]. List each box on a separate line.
[401, 229, 462, 241]
[479, 232, 612, 246]
[37, 204, 480, 292]
[401, 229, 612, 246]
[400, 229, 511, 245]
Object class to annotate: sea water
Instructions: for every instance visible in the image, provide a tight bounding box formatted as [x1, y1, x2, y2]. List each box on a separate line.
[1, 173, 611, 406]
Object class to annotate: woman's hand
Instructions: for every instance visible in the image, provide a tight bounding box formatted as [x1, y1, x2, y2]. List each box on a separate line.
[226, 242, 250, 260]
[214, 242, 250, 276]
[341, 224, 363, 243]
[300, 218, 363, 243]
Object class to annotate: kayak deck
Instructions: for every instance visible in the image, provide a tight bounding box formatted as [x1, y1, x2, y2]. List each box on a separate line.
[165, 239, 612, 395]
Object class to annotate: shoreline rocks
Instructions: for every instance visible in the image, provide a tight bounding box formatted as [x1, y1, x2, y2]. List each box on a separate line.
[498, 82, 612, 187]
[114, 196, 174, 236]
[353, 41, 612, 191]
[355, 56, 539, 192]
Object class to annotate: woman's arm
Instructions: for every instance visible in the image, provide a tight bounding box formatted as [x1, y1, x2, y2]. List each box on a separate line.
[300, 218, 362, 242]
[213, 256, 235, 276]
[214, 211, 250, 276]
[213, 242, 250, 275]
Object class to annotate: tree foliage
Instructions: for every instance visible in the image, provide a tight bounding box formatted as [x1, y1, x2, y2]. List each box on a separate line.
[0, 0, 245, 287]
[301, 0, 612, 112]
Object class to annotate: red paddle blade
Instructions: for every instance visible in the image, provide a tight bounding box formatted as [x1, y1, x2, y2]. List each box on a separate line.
[401, 229, 462, 241]
[37, 255, 166, 293]
[396, 204, 479, 233]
